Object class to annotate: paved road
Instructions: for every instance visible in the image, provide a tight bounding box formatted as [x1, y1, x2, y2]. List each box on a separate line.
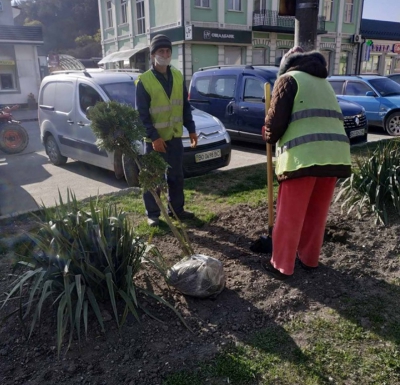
[0, 121, 391, 218]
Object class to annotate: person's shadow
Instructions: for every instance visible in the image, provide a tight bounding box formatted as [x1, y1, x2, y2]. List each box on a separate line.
[140, 270, 335, 383]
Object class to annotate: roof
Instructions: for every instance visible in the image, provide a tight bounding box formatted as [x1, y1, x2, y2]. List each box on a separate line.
[328, 75, 385, 81]
[198, 64, 279, 75]
[46, 71, 140, 85]
[360, 19, 400, 41]
[0, 25, 43, 44]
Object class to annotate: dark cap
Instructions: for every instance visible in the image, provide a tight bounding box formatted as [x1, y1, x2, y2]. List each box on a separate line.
[150, 34, 172, 55]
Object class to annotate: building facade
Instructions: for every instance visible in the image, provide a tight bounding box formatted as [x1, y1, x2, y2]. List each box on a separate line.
[97, 0, 364, 84]
[0, 0, 43, 106]
[359, 19, 400, 75]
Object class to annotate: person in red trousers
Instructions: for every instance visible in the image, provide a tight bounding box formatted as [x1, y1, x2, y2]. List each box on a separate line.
[263, 46, 352, 280]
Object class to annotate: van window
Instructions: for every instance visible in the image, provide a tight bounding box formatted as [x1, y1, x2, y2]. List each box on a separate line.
[194, 77, 211, 95]
[101, 82, 136, 107]
[54, 82, 74, 113]
[243, 78, 265, 101]
[79, 83, 103, 113]
[40, 82, 57, 106]
[211, 76, 236, 99]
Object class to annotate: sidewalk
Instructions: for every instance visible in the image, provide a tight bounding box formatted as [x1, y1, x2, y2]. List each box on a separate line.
[10, 108, 38, 122]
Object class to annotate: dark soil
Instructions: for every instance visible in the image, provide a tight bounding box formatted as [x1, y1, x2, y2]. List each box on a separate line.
[0, 195, 399, 385]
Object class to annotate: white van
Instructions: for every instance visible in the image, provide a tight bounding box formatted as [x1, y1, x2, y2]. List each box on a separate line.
[38, 70, 231, 186]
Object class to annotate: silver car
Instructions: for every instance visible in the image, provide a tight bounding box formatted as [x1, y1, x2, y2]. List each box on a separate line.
[38, 70, 231, 186]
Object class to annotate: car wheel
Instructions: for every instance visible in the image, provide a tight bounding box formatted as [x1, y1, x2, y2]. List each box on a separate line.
[122, 153, 140, 187]
[45, 135, 67, 165]
[385, 112, 400, 136]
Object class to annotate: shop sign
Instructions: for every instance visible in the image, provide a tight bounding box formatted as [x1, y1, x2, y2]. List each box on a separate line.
[371, 44, 391, 53]
[191, 27, 252, 44]
[0, 60, 15, 65]
[392, 43, 400, 54]
[150, 27, 184, 42]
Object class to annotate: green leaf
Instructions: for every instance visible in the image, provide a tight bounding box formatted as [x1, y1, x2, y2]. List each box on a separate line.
[105, 272, 119, 327]
[86, 287, 105, 333]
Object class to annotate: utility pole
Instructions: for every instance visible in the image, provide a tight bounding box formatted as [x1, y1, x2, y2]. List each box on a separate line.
[279, 0, 319, 52]
[294, 0, 319, 51]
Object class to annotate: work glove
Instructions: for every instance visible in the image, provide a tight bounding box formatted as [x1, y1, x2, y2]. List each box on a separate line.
[189, 133, 198, 148]
[152, 138, 167, 153]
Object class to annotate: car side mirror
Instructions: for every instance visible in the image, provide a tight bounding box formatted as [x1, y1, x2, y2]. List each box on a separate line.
[365, 91, 376, 97]
[86, 106, 93, 115]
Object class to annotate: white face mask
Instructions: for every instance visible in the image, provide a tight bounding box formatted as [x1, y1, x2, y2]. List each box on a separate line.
[154, 55, 171, 67]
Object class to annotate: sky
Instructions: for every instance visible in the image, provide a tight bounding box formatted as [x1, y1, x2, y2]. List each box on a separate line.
[362, 0, 400, 22]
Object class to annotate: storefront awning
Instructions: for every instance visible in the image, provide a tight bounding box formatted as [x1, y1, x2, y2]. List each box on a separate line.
[98, 46, 147, 65]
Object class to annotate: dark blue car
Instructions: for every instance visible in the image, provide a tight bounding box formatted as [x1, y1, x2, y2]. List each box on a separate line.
[189, 65, 368, 146]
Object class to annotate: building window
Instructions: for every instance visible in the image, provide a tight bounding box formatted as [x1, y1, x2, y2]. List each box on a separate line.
[321, 51, 333, 74]
[228, 0, 242, 11]
[107, 1, 113, 28]
[121, 0, 127, 24]
[323, 0, 333, 21]
[0, 74, 14, 90]
[362, 55, 380, 74]
[194, 0, 210, 7]
[253, 0, 267, 11]
[252, 48, 268, 65]
[344, 0, 353, 23]
[0, 2, 3, 12]
[136, 0, 145, 35]
[339, 51, 349, 75]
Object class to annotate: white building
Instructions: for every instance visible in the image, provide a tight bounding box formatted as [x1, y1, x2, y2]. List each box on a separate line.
[0, 0, 43, 107]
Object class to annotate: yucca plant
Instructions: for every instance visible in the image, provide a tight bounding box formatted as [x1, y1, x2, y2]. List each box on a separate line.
[336, 140, 400, 225]
[87, 101, 194, 257]
[1, 190, 186, 357]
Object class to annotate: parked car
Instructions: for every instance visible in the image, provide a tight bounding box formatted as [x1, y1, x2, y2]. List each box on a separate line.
[387, 73, 400, 85]
[189, 65, 368, 145]
[38, 70, 231, 187]
[328, 75, 400, 136]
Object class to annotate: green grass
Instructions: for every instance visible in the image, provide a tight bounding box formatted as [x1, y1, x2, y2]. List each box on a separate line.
[163, 312, 400, 385]
[2, 140, 399, 384]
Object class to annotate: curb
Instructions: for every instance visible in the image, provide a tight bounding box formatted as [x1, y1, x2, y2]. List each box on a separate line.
[0, 186, 141, 223]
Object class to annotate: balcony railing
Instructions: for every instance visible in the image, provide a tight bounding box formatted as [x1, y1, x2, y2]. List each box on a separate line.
[253, 10, 326, 34]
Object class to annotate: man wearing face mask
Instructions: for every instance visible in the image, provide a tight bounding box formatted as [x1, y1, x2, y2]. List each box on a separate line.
[136, 34, 198, 227]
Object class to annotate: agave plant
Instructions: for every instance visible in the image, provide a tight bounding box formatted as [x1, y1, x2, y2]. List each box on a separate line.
[1, 190, 186, 357]
[88, 101, 194, 257]
[336, 139, 400, 225]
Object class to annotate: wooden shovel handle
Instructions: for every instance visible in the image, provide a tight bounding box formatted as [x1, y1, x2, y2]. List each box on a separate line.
[264, 83, 274, 230]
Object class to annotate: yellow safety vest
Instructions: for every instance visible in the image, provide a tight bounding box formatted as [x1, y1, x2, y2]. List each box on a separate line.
[275, 70, 351, 176]
[138, 67, 184, 141]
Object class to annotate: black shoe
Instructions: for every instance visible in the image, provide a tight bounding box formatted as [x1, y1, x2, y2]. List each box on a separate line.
[169, 210, 195, 220]
[147, 217, 160, 227]
[297, 256, 318, 271]
[262, 260, 291, 281]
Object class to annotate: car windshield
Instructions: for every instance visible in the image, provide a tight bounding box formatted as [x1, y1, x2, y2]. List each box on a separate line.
[368, 78, 400, 97]
[101, 82, 136, 107]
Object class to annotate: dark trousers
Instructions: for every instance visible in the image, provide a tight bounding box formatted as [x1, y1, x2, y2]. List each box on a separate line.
[143, 137, 185, 219]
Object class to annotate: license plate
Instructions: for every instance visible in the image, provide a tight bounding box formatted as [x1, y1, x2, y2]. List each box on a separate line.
[349, 128, 365, 138]
[195, 149, 221, 163]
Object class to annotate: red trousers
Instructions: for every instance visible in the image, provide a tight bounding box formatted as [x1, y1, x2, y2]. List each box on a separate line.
[271, 176, 337, 275]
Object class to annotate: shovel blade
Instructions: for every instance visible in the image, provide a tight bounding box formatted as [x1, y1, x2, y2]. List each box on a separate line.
[250, 235, 273, 254]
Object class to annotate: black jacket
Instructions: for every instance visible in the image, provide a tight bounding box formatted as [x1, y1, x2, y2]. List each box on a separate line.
[136, 65, 196, 142]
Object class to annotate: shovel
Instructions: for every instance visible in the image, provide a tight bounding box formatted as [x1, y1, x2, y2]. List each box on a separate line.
[250, 82, 274, 254]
